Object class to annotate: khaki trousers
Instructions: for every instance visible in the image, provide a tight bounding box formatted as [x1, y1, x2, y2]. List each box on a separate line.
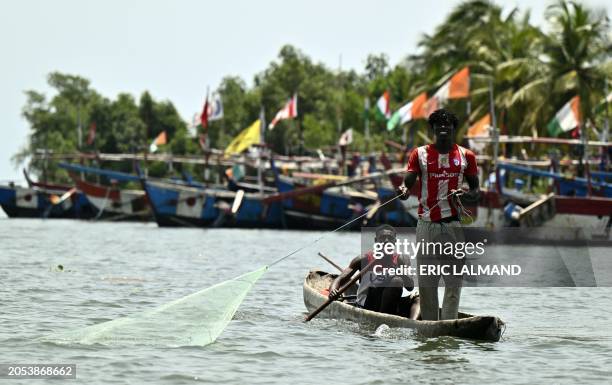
[416, 219, 465, 320]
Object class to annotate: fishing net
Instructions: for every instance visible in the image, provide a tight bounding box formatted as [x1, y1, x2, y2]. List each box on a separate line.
[41, 193, 402, 347]
[41, 266, 267, 347]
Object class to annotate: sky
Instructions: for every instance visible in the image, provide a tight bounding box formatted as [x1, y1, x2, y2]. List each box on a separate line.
[0, 0, 607, 182]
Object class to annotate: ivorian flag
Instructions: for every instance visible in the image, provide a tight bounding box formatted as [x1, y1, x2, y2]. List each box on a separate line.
[149, 131, 167, 153]
[269, 94, 297, 129]
[387, 93, 427, 131]
[547, 96, 580, 137]
[376, 91, 391, 119]
[425, 66, 470, 116]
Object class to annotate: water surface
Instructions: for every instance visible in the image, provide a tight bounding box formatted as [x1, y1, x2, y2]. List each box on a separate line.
[1, 217, 611, 384]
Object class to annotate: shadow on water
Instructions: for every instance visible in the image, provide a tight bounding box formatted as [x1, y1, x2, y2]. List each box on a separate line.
[300, 313, 500, 364]
[409, 336, 495, 365]
[414, 335, 497, 351]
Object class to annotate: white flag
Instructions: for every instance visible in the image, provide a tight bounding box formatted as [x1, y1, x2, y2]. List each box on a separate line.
[338, 129, 353, 146]
[208, 93, 223, 121]
[188, 113, 201, 138]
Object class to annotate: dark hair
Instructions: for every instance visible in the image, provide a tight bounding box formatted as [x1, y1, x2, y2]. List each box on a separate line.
[375, 224, 396, 237]
[428, 109, 459, 130]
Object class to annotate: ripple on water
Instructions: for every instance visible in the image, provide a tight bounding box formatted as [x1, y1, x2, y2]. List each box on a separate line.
[1, 221, 612, 384]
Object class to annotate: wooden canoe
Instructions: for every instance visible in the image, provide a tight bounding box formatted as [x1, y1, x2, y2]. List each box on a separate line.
[303, 270, 504, 342]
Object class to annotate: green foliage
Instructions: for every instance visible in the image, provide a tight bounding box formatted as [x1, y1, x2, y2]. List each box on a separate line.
[15, 72, 190, 181]
[15, 0, 611, 181]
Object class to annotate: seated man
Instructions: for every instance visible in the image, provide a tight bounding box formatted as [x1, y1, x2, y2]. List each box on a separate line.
[328, 225, 420, 319]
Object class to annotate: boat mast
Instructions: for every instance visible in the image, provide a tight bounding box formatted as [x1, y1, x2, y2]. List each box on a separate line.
[337, 54, 343, 141]
[581, 108, 593, 196]
[489, 78, 500, 192]
[604, 79, 610, 169]
[258, 106, 266, 195]
[364, 96, 370, 151]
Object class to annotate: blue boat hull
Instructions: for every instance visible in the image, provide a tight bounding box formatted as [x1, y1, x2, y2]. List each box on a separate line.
[0, 185, 96, 219]
[143, 180, 283, 228]
[275, 178, 379, 230]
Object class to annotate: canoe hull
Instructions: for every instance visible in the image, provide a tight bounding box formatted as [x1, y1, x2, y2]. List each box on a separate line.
[303, 270, 503, 342]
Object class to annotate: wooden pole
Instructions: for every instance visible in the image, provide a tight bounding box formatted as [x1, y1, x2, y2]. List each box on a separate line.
[317, 252, 343, 272]
[582, 121, 593, 196]
[364, 97, 370, 152]
[603, 79, 610, 168]
[489, 78, 500, 193]
[262, 168, 404, 204]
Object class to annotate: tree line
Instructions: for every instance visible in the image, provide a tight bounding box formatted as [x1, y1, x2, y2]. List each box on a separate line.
[14, 0, 610, 181]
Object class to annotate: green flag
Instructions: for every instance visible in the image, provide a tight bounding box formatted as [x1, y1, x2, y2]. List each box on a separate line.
[387, 110, 402, 131]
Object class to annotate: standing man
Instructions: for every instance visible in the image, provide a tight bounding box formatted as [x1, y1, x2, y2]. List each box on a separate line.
[398, 109, 480, 320]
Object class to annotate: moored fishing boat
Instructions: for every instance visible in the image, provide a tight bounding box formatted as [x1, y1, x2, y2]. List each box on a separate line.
[273, 174, 375, 229]
[0, 182, 95, 219]
[304, 270, 504, 342]
[70, 175, 151, 221]
[143, 179, 283, 228]
[371, 186, 418, 227]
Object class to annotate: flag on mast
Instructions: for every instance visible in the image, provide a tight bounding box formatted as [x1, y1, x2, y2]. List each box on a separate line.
[200, 94, 210, 130]
[338, 128, 353, 146]
[547, 96, 581, 137]
[207, 93, 224, 121]
[466, 114, 491, 152]
[225, 120, 261, 156]
[386, 93, 427, 131]
[189, 93, 224, 138]
[269, 94, 298, 129]
[376, 91, 391, 119]
[425, 66, 470, 116]
[86, 122, 96, 146]
[189, 113, 200, 138]
[149, 131, 167, 153]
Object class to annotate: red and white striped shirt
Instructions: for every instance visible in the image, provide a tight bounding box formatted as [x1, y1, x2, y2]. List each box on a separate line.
[407, 144, 477, 222]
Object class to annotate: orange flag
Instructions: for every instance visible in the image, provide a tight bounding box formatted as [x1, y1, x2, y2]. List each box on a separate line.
[149, 131, 167, 153]
[448, 66, 470, 99]
[467, 114, 491, 137]
[411, 92, 428, 119]
[467, 114, 490, 153]
[425, 66, 471, 117]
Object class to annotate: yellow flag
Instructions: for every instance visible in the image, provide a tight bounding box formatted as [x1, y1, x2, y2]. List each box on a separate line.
[224, 120, 261, 156]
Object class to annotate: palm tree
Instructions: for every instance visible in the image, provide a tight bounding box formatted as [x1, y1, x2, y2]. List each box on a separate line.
[510, 0, 611, 138]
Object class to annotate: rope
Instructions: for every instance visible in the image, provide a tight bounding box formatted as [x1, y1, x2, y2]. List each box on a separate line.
[267, 188, 476, 268]
[417, 190, 461, 219]
[453, 191, 474, 223]
[268, 193, 404, 267]
[414, 190, 476, 238]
